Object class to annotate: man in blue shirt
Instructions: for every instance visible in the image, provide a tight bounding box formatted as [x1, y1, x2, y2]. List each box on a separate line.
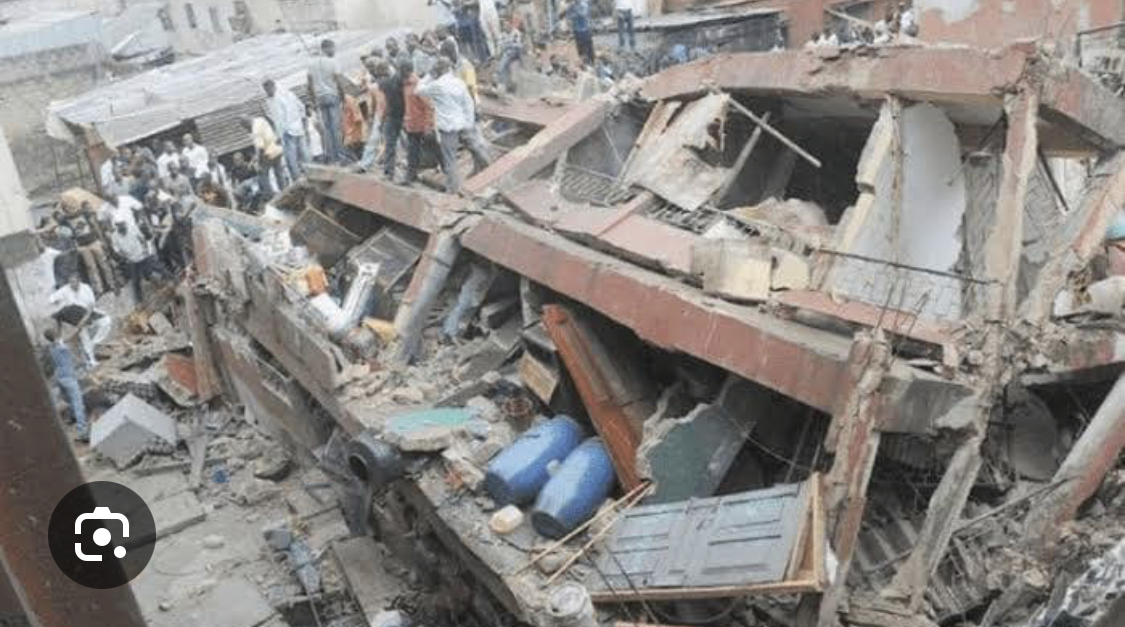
[562, 0, 594, 65]
[44, 328, 88, 442]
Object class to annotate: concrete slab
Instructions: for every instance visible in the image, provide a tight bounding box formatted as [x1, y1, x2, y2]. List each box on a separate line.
[335, 536, 400, 625]
[384, 408, 478, 452]
[154, 577, 274, 627]
[92, 393, 178, 468]
[638, 403, 747, 503]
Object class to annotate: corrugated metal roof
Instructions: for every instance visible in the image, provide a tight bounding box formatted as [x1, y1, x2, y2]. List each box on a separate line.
[46, 29, 397, 148]
[196, 98, 268, 158]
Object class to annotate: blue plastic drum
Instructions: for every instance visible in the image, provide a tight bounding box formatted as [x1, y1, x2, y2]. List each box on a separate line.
[531, 438, 616, 539]
[484, 415, 584, 506]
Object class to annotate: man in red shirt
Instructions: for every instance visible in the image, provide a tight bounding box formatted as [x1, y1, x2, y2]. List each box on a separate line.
[400, 59, 436, 186]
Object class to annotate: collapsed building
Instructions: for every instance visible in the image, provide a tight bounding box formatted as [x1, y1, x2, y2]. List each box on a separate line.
[157, 40, 1125, 627]
[14, 35, 1125, 627]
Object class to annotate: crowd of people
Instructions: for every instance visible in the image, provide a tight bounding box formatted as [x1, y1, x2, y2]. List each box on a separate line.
[298, 33, 496, 194]
[808, 1, 919, 49]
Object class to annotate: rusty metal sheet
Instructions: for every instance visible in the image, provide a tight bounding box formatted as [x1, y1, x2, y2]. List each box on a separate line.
[544, 304, 658, 489]
[591, 481, 810, 591]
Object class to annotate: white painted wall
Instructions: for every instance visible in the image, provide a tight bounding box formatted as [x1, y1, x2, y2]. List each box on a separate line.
[0, 125, 32, 238]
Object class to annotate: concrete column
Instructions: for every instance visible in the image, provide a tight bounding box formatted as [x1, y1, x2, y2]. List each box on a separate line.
[887, 90, 1039, 608]
[1024, 372, 1125, 545]
[799, 333, 891, 627]
[394, 230, 461, 363]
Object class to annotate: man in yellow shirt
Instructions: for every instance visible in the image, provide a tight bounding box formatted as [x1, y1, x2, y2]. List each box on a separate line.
[241, 115, 286, 198]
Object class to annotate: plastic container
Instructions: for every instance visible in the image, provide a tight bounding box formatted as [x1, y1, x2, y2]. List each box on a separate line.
[484, 415, 584, 506]
[531, 438, 616, 539]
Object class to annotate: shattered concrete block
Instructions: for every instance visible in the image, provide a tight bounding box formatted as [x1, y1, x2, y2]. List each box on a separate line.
[692, 240, 772, 303]
[489, 504, 524, 535]
[771, 248, 810, 291]
[637, 403, 746, 504]
[91, 393, 178, 469]
[149, 353, 199, 407]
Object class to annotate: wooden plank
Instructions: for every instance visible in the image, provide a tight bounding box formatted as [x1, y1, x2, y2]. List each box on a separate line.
[518, 352, 559, 404]
[728, 98, 821, 169]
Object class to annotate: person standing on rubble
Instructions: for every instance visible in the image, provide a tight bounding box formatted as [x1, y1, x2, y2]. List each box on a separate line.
[614, 0, 635, 51]
[110, 219, 158, 304]
[898, 2, 918, 37]
[416, 57, 492, 194]
[495, 18, 525, 93]
[361, 60, 405, 180]
[230, 151, 262, 212]
[241, 115, 287, 197]
[307, 38, 349, 165]
[441, 38, 479, 104]
[43, 328, 89, 442]
[49, 273, 111, 367]
[386, 36, 405, 64]
[356, 56, 388, 174]
[561, 0, 594, 66]
[181, 133, 211, 181]
[400, 59, 436, 186]
[73, 201, 118, 296]
[264, 78, 311, 183]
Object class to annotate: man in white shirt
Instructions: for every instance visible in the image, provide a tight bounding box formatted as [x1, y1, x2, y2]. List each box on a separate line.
[99, 149, 118, 192]
[264, 79, 310, 182]
[899, 2, 918, 36]
[110, 220, 156, 304]
[49, 273, 112, 366]
[416, 58, 493, 194]
[156, 141, 180, 179]
[181, 133, 211, 181]
[307, 39, 347, 164]
[614, 0, 635, 51]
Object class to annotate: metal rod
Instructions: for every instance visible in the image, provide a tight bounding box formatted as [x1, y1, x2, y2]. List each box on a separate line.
[817, 248, 992, 285]
[726, 98, 822, 169]
[541, 483, 653, 587]
[516, 481, 651, 575]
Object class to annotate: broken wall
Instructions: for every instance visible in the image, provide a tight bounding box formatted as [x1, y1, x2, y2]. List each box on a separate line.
[826, 101, 967, 321]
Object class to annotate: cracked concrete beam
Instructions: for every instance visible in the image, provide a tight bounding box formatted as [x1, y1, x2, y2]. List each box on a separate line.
[464, 97, 615, 196]
[462, 215, 976, 434]
[641, 46, 1125, 149]
[307, 165, 458, 234]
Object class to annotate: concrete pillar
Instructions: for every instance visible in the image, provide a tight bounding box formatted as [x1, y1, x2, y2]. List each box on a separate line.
[1024, 372, 1125, 545]
[887, 90, 1040, 609]
[800, 333, 890, 627]
[394, 230, 461, 363]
